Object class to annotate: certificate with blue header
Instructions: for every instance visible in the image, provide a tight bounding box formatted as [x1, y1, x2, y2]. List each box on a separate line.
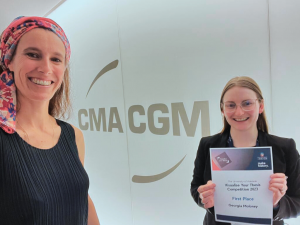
[210, 147, 273, 225]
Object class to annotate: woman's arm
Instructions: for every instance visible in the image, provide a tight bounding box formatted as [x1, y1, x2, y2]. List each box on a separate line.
[191, 137, 215, 214]
[73, 125, 100, 225]
[274, 139, 300, 220]
[88, 195, 100, 225]
[190, 138, 206, 207]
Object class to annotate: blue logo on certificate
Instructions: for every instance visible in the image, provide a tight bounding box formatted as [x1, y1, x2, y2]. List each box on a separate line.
[258, 151, 268, 160]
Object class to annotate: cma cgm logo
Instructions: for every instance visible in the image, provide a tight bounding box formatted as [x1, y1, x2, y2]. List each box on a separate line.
[78, 60, 211, 183]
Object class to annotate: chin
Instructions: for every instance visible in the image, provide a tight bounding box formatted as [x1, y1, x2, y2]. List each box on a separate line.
[229, 121, 254, 132]
[28, 94, 54, 102]
[232, 124, 256, 132]
[233, 127, 250, 132]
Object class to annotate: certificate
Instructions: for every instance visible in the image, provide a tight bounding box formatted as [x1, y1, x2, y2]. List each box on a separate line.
[210, 147, 273, 225]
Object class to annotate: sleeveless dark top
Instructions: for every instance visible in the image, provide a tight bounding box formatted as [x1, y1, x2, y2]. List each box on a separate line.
[0, 120, 89, 225]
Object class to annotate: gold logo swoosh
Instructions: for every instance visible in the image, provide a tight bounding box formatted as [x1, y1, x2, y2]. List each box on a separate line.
[132, 155, 186, 183]
[86, 60, 119, 97]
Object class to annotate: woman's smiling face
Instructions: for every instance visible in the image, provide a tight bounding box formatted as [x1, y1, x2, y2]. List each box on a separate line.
[7, 28, 66, 103]
[222, 86, 264, 132]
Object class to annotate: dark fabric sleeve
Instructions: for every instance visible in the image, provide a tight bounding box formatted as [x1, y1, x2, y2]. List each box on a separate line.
[274, 139, 300, 220]
[273, 202, 280, 219]
[190, 138, 214, 214]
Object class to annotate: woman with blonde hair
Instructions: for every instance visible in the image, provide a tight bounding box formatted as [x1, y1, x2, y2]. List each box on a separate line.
[0, 16, 100, 224]
[191, 76, 300, 224]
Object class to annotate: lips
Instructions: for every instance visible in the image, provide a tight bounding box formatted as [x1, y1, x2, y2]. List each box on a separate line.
[29, 77, 54, 86]
[233, 117, 249, 122]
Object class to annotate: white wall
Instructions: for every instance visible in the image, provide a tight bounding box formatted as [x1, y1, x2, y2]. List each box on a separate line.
[48, 0, 300, 224]
[269, 0, 300, 146]
[268, 2, 300, 223]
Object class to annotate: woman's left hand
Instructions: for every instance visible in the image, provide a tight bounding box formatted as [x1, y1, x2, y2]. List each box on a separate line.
[269, 173, 288, 207]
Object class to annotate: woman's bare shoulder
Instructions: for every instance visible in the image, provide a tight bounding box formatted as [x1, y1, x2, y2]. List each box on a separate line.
[70, 124, 85, 165]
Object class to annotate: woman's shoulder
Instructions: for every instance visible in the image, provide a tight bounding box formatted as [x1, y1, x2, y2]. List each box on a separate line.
[56, 119, 85, 164]
[70, 124, 84, 142]
[70, 124, 85, 165]
[201, 132, 223, 142]
[56, 119, 84, 141]
[260, 131, 298, 158]
[199, 132, 226, 147]
[261, 131, 295, 147]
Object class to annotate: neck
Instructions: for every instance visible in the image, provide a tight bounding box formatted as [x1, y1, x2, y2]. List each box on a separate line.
[16, 96, 53, 131]
[230, 126, 258, 147]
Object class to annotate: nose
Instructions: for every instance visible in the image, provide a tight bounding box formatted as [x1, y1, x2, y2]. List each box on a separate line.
[37, 58, 52, 75]
[235, 105, 244, 116]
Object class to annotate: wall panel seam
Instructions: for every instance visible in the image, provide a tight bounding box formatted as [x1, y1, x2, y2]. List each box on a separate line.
[267, 0, 274, 132]
[115, 0, 135, 224]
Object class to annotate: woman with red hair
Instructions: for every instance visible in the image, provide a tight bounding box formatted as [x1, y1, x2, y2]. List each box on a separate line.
[191, 77, 300, 225]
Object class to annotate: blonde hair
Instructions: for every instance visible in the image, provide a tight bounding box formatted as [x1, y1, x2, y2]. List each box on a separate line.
[220, 76, 268, 133]
[49, 65, 72, 119]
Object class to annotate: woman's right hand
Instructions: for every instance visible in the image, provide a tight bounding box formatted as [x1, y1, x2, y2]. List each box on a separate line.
[197, 180, 216, 209]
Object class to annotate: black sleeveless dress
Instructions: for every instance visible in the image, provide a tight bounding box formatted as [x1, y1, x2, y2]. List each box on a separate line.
[0, 120, 89, 225]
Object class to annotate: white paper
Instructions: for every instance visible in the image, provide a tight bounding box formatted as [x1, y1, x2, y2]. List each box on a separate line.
[210, 147, 273, 225]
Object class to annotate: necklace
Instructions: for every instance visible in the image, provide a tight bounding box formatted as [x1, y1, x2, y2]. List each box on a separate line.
[16, 117, 55, 148]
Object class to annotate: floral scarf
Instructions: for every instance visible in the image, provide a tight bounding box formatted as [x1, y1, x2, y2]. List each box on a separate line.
[0, 16, 71, 133]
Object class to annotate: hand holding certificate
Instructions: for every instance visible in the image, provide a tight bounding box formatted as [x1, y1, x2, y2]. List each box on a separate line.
[269, 173, 288, 207]
[210, 147, 273, 225]
[197, 180, 216, 209]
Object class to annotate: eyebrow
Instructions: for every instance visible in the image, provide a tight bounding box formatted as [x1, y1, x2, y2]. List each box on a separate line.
[23, 47, 64, 58]
[23, 47, 41, 52]
[224, 99, 251, 103]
